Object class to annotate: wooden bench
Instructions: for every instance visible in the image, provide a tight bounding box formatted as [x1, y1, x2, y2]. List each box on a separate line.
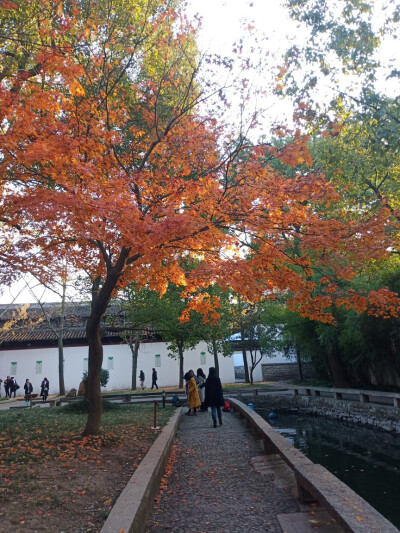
[24, 393, 38, 408]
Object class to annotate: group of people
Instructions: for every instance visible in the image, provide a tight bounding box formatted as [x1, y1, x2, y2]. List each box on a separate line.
[23, 378, 50, 405]
[3, 376, 19, 398]
[184, 367, 225, 428]
[3, 377, 50, 403]
[137, 366, 225, 428]
[138, 368, 158, 390]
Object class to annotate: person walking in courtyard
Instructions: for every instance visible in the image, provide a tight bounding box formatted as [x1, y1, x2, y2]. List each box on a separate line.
[139, 370, 145, 390]
[40, 377, 49, 401]
[196, 368, 207, 411]
[184, 370, 201, 416]
[24, 378, 33, 406]
[205, 367, 224, 428]
[151, 368, 158, 389]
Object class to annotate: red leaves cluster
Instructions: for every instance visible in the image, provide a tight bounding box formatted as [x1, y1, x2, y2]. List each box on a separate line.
[1, 0, 399, 325]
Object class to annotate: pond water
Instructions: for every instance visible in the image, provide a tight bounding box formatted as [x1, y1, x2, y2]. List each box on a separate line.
[256, 410, 400, 529]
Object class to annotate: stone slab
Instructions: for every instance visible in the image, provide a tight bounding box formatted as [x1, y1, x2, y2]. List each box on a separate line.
[278, 511, 344, 533]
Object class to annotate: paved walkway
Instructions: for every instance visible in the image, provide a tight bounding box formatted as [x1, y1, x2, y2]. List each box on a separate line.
[0, 397, 22, 409]
[145, 410, 300, 533]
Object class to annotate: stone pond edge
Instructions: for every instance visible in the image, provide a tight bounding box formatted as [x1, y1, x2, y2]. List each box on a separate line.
[100, 407, 182, 533]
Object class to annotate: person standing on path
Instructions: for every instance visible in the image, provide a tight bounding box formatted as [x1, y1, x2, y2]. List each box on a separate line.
[184, 370, 201, 416]
[151, 368, 158, 389]
[204, 367, 224, 428]
[196, 368, 207, 411]
[4, 376, 11, 398]
[40, 377, 49, 401]
[9, 377, 19, 398]
[139, 370, 145, 390]
[24, 378, 33, 406]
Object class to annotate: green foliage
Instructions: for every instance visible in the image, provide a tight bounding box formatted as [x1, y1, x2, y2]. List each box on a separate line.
[82, 369, 110, 387]
[283, 0, 398, 93]
[121, 276, 213, 358]
[62, 398, 119, 414]
[197, 285, 235, 360]
[275, 262, 400, 388]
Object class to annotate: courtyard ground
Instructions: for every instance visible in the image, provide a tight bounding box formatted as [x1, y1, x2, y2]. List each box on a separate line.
[0, 402, 174, 533]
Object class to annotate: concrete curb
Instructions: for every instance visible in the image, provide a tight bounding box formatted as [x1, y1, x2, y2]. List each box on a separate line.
[101, 407, 182, 533]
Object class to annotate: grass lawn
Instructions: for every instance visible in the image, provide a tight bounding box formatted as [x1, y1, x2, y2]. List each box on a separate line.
[0, 402, 174, 533]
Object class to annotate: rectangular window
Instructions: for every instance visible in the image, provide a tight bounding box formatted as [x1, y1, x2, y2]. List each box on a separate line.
[200, 351, 206, 365]
[10, 361, 17, 376]
[107, 356, 114, 370]
[36, 360, 42, 374]
[83, 358, 88, 372]
[155, 354, 161, 368]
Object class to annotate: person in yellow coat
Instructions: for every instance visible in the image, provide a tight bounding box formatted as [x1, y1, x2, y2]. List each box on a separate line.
[184, 370, 201, 416]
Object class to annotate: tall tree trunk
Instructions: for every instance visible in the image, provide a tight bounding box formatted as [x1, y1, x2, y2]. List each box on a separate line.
[242, 348, 250, 383]
[83, 249, 130, 436]
[58, 279, 66, 396]
[249, 349, 255, 385]
[129, 334, 140, 391]
[295, 343, 303, 382]
[84, 309, 104, 435]
[58, 336, 65, 396]
[327, 346, 350, 388]
[240, 326, 250, 383]
[211, 337, 219, 376]
[178, 339, 184, 388]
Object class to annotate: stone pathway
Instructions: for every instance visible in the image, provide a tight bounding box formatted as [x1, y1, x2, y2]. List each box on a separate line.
[146, 410, 300, 533]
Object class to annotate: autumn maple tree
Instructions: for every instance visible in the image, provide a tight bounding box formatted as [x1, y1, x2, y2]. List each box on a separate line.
[1, 0, 400, 434]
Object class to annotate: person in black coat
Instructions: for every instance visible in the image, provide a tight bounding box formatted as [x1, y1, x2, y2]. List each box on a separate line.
[204, 367, 224, 428]
[4, 376, 11, 398]
[9, 377, 19, 398]
[24, 379, 33, 406]
[139, 370, 145, 390]
[40, 378, 49, 401]
[151, 368, 158, 389]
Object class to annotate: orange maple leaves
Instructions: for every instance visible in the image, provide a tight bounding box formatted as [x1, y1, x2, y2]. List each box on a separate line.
[1, 0, 399, 327]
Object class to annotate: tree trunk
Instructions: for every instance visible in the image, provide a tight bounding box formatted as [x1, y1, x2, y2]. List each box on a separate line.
[327, 347, 350, 388]
[240, 327, 250, 383]
[129, 335, 140, 391]
[178, 339, 184, 389]
[211, 337, 219, 376]
[249, 350, 255, 385]
[58, 279, 66, 396]
[84, 314, 103, 435]
[295, 344, 303, 382]
[83, 249, 130, 435]
[57, 336, 65, 396]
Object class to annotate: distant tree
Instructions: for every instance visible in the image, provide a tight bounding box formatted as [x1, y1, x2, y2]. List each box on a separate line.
[83, 369, 109, 388]
[117, 285, 162, 390]
[156, 284, 205, 389]
[192, 286, 234, 377]
[2, 0, 399, 437]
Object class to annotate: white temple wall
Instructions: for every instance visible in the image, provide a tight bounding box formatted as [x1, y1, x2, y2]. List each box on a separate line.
[0, 341, 235, 395]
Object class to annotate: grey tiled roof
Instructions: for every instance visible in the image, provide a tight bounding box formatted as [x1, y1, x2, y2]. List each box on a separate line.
[0, 302, 152, 346]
